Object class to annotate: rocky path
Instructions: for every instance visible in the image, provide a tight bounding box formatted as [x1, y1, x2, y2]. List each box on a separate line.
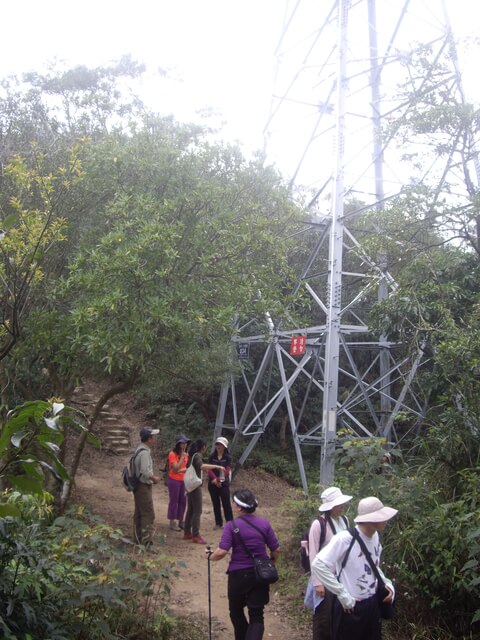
[72, 388, 309, 639]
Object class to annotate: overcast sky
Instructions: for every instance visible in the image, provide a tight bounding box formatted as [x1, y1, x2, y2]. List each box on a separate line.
[2, 0, 479, 191]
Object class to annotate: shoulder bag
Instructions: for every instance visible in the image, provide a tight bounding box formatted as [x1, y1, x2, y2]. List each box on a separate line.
[184, 453, 202, 493]
[351, 528, 395, 620]
[232, 517, 279, 585]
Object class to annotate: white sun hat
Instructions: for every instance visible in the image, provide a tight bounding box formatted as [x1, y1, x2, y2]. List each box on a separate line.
[354, 496, 398, 523]
[318, 486, 353, 512]
[215, 436, 229, 449]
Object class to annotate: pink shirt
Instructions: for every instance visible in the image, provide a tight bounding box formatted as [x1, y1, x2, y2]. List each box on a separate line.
[308, 515, 348, 587]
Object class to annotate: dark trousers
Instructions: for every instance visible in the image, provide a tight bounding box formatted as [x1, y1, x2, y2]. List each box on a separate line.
[184, 485, 202, 536]
[332, 594, 382, 640]
[208, 482, 233, 526]
[313, 590, 334, 640]
[133, 482, 155, 545]
[228, 568, 269, 640]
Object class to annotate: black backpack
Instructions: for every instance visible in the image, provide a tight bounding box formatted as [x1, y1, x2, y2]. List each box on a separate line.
[122, 448, 144, 492]
[300, 513, 348, 573]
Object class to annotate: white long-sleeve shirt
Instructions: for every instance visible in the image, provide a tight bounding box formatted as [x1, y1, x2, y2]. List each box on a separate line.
[311, 526, 394, 610]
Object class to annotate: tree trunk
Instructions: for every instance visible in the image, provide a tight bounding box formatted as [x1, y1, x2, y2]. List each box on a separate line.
[58, 373, 138, 512]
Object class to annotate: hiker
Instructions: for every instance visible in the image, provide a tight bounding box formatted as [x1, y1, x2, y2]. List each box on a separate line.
[311, 496, 398, 640]
[206, 488, 280, 640]
[207, 436, 233, 530]
[183, 439, 224, 544]
[305, 486, 352, 640]
[133, 427, 160, 548]
[167, 434, 191, 531]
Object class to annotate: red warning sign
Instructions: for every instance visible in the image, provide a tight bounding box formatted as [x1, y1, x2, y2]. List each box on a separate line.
[290, 335, 306, 356]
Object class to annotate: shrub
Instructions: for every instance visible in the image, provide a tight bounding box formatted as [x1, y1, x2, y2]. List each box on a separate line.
[0, 494, 176, 639]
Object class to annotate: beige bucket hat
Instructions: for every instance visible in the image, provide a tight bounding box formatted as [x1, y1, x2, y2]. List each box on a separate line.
[354, 496, 398, 523]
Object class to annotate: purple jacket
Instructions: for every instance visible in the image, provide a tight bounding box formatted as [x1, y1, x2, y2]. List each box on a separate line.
[219, 514, 279, 572]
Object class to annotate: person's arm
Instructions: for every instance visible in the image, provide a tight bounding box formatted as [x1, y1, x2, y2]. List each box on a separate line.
[207, 547, 229, 561]
[377, 566, 395, 602]
[208, 522, 233, 561]
[265, 522, 280, 561]
[137, 449, 159, 483]
[311, 556, 355, 611]
[170, 451, 187, 473]
[201, 463, 224, 471]
[312, 535, 356, 611]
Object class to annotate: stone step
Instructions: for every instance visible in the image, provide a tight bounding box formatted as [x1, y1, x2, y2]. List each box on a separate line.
[109, 447, 130, 455]
[102, 414, 124, 422]
[103, 435, 130, 444]
[105, 428, 130, 436]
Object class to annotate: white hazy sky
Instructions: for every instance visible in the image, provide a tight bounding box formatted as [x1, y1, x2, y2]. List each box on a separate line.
[2, 0, 479, 190]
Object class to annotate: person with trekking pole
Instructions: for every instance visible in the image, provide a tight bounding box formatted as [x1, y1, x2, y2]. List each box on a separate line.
[206, 488, 280, 640]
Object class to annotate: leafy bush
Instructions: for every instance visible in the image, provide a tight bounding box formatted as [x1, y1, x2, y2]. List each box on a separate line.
[0, 494, 177, 639]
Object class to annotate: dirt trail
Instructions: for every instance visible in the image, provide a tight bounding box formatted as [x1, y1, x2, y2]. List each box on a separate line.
[73, 393, 309, 640]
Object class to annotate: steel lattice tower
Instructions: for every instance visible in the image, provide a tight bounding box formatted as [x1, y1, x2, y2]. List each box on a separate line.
[214, 0, 477, 492]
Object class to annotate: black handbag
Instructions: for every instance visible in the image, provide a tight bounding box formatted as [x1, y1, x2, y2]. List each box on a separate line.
[232, 518, 279, 585]
[351, 529, 395, 620]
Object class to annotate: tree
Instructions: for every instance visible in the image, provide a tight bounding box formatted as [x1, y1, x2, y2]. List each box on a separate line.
[0, 146, 83, 363]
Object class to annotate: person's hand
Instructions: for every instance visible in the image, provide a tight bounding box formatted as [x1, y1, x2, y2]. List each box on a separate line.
[382, 587, 394, 603]
[342, 595, 356, 614]
[151, 475, 160, 484]
[315, 585, 325, 597]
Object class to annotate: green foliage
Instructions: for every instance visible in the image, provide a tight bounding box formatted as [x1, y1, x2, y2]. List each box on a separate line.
[331, 437, 480, 638]
[0, 145, 83, 362]
[55, 129, 301, 397]
[0, 400, 98, 516]
[0, 400, 99, 508]
[0, 495, 176, 639]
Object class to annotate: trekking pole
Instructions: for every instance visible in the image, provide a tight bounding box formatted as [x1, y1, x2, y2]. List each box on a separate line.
[206, 545, 213, 640]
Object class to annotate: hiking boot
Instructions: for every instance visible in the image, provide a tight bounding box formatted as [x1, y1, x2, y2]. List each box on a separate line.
[178, 521, 185, 530]
[192, 535, 207, 544]
[183, 533, 193, 540]
[169, 521, 181, 531]
[213, 524, 223, 530]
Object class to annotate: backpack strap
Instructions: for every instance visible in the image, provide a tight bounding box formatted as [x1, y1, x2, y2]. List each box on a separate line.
[325, 513, 338, 535]
[318, 513, 344, 552]
[337, 529, 357, 579]
[131, 446, 147, 473]
[318, 515, 327, 551]
[350, 527, 386, 588]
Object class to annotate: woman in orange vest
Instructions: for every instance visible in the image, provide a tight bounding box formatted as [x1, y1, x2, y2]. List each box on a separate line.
[167, 434, 190, 531]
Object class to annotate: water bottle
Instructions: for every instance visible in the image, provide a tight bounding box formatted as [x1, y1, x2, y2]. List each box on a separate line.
[219, 468, 225, 483]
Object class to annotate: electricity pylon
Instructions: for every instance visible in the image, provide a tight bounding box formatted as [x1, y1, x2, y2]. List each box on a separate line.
[214, 0, 474, 492]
